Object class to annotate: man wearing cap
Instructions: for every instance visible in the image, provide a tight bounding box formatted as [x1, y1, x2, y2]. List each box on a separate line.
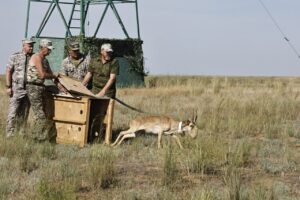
[5, 39, 35, 138]
[26, 39, 59, 141]
[60, 41, 90, 81]
[82, 43, 119, 98]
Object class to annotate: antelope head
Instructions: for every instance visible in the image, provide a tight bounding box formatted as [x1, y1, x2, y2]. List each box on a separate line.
[182, 114, 198, 138]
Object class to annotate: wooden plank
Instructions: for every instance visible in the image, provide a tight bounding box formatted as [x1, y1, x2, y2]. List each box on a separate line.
[58, 74, 95, 97]
[84, 98, 91, 145]
[105, 99, 115, 145]
[55, 122, 88, 147]
[54, 98, 88, 123]
[54, 95, 89, 103]
[53, 118, 86, 124]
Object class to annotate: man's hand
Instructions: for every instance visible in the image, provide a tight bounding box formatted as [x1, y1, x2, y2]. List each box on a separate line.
[82, 72, 92, 86]
[57, 82, 68, 94]
[97, 89, 106, 97]
[53, 72, 60, 79]
[6, 88, 13, 97]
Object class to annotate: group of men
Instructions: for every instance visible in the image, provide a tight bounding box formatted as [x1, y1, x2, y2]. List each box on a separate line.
[5, 38, 119, 141]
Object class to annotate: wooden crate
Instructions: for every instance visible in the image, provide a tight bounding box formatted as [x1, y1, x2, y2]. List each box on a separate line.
[53, 95, 114, 147]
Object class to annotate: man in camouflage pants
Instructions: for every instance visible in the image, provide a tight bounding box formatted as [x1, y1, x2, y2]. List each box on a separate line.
[5, 39, 35, 138]
[26, 39, 59, 141]
[60, 41, 90, 81]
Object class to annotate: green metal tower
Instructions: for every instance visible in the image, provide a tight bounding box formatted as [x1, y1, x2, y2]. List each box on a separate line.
[25, 0, 141, 39]
[24, 0, 145, 87]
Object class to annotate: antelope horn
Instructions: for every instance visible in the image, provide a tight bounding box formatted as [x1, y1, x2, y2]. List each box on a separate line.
[193, 109, 198, 122]
[193, 115, 198, 123]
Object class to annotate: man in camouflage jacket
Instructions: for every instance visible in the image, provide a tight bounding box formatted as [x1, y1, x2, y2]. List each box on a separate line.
[60, 42, 90, 81]
[5, 39, 35, 137]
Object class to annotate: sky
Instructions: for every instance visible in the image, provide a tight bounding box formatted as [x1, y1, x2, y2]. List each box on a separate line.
[0, 0, 300, 76]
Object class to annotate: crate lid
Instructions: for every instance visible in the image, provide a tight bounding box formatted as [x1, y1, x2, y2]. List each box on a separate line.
[58, 75, 96, 97]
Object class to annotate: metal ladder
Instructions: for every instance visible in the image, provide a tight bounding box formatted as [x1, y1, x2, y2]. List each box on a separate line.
[66, 0, 81, 37]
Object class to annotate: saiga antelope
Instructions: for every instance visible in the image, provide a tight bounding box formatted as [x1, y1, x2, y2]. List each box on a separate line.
[111, 115, 198, 149]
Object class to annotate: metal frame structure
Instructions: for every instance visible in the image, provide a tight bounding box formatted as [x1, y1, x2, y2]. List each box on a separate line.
[25, 0, 141, 39]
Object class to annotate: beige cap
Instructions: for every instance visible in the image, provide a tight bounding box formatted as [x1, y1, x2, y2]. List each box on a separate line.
[22, 38, 35, 44]
[40, 39, 54, 50]
[68, 41, 80, 51]
[101, 43, 113, 52]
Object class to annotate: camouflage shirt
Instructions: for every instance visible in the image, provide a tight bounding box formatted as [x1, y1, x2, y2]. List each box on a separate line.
[88, 58, 119, 98]
[27, 58, 51, 84]
[60, 54, 90, 81]
[6, 51, 32, 90]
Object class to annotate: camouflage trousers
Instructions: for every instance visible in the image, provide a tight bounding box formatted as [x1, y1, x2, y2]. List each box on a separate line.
[27, 85, 55, 141]
[6, 90, 30, 137]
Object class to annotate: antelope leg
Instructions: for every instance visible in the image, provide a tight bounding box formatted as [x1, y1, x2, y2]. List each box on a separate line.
[172, 135, 183, 149]
[158, 132, 163, 149]
[116, 133, 136, 146]
[111, 130, 132, 146]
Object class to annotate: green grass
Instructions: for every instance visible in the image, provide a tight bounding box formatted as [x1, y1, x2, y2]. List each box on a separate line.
[1, 75, 300, 199]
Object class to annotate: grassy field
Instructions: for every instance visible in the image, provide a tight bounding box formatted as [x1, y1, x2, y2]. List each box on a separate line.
[0, 75, 300, 199]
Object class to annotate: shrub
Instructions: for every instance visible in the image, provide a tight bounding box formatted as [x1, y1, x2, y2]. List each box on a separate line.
[222, 167, 242, 200]
[162, 142, 180, 186]
[89, 145, 116, 189]
[37, 178, 76, 200]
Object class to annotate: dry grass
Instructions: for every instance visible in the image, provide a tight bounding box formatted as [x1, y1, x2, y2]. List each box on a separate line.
[0, 75, 300, 199]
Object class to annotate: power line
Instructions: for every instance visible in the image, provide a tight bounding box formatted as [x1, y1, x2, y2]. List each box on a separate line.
[257, 0, 300, 59]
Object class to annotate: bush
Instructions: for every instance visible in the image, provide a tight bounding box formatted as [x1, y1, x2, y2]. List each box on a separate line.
[38, 178, 76, 200]
[162, 142, 180, 186]
[89, 145, 116, 189]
